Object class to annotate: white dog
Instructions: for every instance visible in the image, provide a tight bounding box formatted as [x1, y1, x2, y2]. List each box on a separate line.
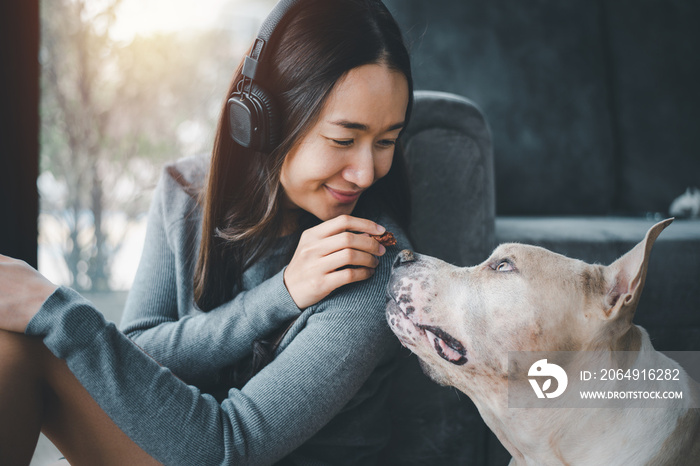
[386, 219, 699, 465]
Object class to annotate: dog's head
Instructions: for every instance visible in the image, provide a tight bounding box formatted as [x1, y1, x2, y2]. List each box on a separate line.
[385, 219, 672, 390]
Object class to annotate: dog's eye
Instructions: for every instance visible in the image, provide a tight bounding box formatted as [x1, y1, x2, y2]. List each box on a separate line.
[495, 260, 514, 272]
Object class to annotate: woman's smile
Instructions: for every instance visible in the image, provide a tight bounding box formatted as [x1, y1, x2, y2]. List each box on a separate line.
[324, 185, 364, 204]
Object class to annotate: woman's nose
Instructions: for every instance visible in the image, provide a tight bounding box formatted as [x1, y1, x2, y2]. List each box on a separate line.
[342, 147, 375, 188]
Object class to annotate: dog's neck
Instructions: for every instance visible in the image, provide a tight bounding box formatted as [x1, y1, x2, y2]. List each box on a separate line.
[464, 327, 694, 466]
[585, 319, 643, 353]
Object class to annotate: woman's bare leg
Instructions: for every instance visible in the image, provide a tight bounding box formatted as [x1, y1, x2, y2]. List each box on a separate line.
[0, 329, 44, 464]
[0, 330, 161, 465]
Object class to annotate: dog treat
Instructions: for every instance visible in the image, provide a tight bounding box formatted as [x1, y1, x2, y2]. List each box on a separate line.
[371, 231, 396, 247]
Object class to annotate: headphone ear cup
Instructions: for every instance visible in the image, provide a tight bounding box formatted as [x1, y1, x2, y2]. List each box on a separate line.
[227, 83, 281, 153]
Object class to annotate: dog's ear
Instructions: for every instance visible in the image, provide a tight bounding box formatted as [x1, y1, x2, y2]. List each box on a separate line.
[602, 218, 673, 320]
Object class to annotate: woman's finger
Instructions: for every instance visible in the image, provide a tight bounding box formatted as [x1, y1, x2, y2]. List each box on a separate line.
[308, 214, 385, 240]
[322, 248, 379, 273]
[323, 266, 376, 292]
[316, 231, 386, 259]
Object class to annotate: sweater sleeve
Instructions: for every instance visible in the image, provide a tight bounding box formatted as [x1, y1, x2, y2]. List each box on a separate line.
[119, 166, 301, 385]
[25, 241, 401, 466]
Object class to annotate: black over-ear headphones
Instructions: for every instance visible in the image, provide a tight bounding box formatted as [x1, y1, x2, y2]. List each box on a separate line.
[227, 0, 301, 153]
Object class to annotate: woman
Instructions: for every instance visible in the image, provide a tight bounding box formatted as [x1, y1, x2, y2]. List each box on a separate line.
[0, 0, 413, 464]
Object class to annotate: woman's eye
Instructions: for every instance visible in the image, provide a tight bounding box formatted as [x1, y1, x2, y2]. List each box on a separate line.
[495, 260, 513, 272]
[377, 139, 397, 148]
[332, 139, 354, 147]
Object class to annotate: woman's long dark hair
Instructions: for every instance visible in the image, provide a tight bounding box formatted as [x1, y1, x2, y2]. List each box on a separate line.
[194, 0, 414, 312]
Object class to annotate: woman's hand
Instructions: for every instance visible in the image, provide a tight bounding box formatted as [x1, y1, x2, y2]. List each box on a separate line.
[284, 215, 388, 309]
[0, 255, 57, 333]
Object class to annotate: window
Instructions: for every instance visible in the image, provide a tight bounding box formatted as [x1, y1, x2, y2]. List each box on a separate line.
[38, 0, 273, 307]
[33, 0, 271, 462]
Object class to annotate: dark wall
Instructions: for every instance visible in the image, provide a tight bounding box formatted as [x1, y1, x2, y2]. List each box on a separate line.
[605, 1, 700, 215]
[384, 0, 700, 216]
[0, 0, 39, 266]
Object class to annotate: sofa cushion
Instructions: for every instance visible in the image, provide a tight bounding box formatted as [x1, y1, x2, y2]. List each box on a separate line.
[496, 216, 700, 349]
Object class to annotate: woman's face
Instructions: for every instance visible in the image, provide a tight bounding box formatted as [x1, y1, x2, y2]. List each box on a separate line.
[279, 63, 409, 222]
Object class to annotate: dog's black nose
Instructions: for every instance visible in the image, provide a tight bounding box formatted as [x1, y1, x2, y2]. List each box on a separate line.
[393, 249, 415, 268]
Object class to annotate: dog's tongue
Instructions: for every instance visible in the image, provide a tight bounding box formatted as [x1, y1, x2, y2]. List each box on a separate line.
[425, 329, 464, 364]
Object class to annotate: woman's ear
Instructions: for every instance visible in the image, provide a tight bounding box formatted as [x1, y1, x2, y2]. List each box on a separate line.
[602, 218, 673, 321]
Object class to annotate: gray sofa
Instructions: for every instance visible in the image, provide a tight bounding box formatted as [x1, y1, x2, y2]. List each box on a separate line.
[380, 90, 506, 464]
[380, 90, 700, 465]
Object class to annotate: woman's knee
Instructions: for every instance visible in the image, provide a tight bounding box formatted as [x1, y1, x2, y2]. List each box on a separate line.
[0, 329, 48, 377]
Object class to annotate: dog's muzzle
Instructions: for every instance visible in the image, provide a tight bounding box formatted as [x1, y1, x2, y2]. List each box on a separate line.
[387, 250, 469, 366]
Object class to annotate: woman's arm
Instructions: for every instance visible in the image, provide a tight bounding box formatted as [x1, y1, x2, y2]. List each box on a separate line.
[24, 240, 401, 465]
[122, 162, 387, 388]
[119, 166, 301, 385]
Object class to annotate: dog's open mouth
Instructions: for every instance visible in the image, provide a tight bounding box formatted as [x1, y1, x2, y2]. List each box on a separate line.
[418, 325, 468, 366]
[386, 289, 469, 366]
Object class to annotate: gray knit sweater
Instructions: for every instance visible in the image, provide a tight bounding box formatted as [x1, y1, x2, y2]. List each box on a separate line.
[25, 155, 407, 465]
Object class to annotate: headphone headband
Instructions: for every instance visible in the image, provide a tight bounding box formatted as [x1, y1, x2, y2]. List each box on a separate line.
[242, 0, 301, 81]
